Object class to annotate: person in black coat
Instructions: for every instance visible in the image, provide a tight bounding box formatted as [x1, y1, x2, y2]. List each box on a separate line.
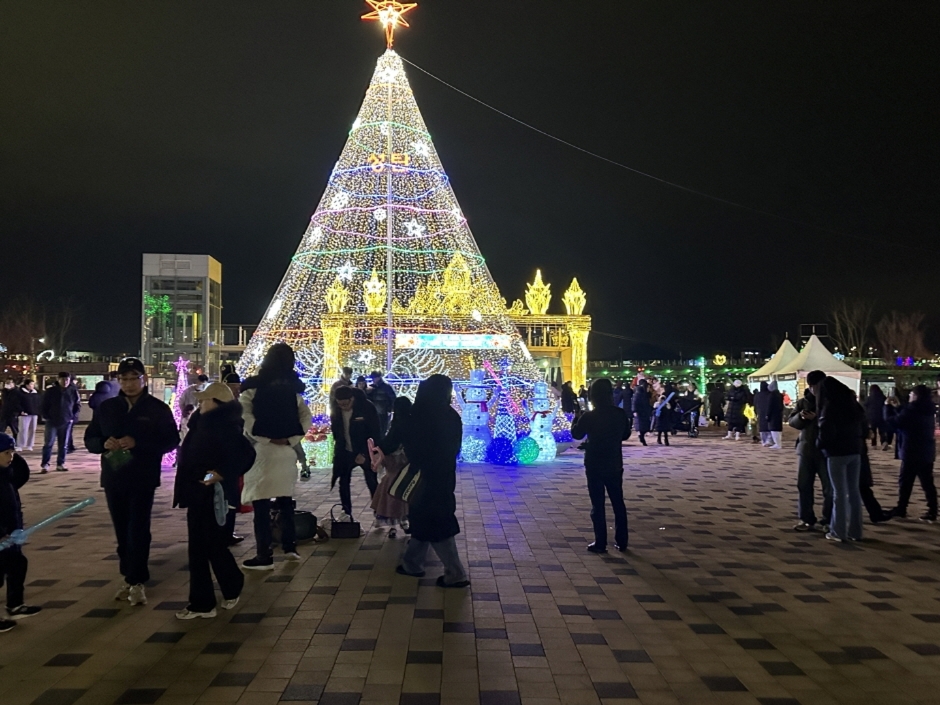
[620, 384, 634, 441]
[789, 387, 832, 530]
[85, 358, 179, 606]
[88, 380, 117, 412]
[1, 381, 21, 444]
[723, 381, 750, 439]
[766, 381, 785, 448]
[560, 382, 578, 414]
[39, 372, 81, 472]
[884, 384, 938, 521]
[754, 381, 771, 445]
[0, 434, 42, 628]
[632, 379, 652, 446]
[812, 374, 865, 541]
[707, 383, 726, 428]
[865, 385, 890, 449]
[172, 384, 255, 619]
[654, 383, 677, 446]
[571, 378, 629, 553]
[331, 386, 381, 519]
[855, 398, 890, 524]
[383, 374, 469, 587]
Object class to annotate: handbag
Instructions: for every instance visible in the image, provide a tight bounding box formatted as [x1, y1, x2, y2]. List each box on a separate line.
[329, 504, 362, 539]
[388, 462, 423, 504]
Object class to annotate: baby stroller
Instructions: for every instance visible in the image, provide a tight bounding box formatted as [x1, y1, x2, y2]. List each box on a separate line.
[674, 399, 702, 438]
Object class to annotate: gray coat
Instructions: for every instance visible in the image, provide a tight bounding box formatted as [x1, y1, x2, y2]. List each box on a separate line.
[788, 392, 822, 459]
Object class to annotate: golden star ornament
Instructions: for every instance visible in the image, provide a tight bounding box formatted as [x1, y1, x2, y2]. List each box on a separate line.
[362, 0, 418, 48]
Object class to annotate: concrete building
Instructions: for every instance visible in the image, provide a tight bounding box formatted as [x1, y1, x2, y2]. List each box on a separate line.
[141, 254, 222, 377]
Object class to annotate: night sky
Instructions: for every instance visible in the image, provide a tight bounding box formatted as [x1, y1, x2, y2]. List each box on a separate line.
[2, 1, 938, 359]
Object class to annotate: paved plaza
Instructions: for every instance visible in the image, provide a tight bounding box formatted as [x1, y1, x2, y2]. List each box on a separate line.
[2, 428, 940, 705]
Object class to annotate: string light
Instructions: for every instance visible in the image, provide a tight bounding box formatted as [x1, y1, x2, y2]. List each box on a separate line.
[238, 49, 544, 416]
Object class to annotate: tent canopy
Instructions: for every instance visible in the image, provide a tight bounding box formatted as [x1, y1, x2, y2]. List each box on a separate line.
[773, 335, 861, 381]
[747, 339, 799, 381]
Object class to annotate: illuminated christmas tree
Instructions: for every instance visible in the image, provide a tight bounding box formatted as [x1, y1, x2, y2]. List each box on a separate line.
[238, 5, 541, 410]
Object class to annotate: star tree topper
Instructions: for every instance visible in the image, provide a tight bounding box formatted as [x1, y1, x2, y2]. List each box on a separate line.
[362, 0, 417, 48]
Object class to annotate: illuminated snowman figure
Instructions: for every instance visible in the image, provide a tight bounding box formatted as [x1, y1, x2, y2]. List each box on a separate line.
[458, 368, 492, 463]
[528, 381, 557, 462]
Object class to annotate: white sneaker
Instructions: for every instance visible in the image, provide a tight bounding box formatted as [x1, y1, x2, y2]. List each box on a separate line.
[128, 584, 147, 606]
[734, 432, 741, 441]
[769, 444, 782, 450]
[338, 512, 353, 523]
[284, 551, 301, 561]
[722, 433, 733, 440]
[114, 582, 131, 601]
[220, 597, 239, 610]
[176, 608, 216, 620]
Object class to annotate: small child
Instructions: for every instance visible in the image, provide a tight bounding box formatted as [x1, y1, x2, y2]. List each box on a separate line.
[0, 433, 42, 632]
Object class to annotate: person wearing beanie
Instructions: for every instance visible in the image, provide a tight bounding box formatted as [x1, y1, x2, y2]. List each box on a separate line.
[0, 433, 42, 632]
[84, 358, 180, 606]
[572, 378, 630, 553]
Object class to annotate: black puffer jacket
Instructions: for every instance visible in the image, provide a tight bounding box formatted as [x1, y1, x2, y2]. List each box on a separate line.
[0, 453, 29, 541]
[885, 396, 936, 465]
[241, 372, 306, 439]
[173, 400, 256, 508]
[754, 382, 770, 432]
[816, 377, 864, 458]
[865, 386, 887, 426]
[725, 386, 750, 430]
[766, 384, 785, 432]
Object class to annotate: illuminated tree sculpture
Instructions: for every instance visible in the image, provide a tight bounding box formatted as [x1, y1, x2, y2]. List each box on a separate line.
[238, 47, 541, 410]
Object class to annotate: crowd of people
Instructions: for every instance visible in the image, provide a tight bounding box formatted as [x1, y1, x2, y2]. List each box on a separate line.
[1, 353, 937, 633]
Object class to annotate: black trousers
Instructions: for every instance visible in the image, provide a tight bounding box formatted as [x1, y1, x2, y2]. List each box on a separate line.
[252, 497, 296, 557]
[585, 467, 628, 549]
[335, 452, 378, 515]
[897, 460, 938, 516]
[187, 504, 244, 612]
[104, 482, 155, 586]
[1, 416, 17, 441]
[797, 455, 832, 526]
[0, 548, 27, 609]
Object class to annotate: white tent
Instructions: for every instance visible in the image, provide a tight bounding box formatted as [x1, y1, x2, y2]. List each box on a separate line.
[747, 339, 800, 385]
[772, 335, 861, 396]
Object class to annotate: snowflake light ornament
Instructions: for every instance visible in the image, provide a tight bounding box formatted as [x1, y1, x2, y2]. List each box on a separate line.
[356, 349, 376, 365]
[352, 117, 362, 131]
[373, 207, 387, 222]
[310, 226, 323, 242]
[403, 218, 425, 237]
[330, 192, 350, 209]
[378, 66, 398, 83]
[411, 140, 430, 158]
[337, 261, 356, 281]
[379, 122, 390, 136]
[450, 206, 463, 220]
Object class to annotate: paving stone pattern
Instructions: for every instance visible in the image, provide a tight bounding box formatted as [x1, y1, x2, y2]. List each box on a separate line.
[2, 428, 940, 705]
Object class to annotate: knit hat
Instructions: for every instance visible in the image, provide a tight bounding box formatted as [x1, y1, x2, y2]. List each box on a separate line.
[195, 382, 235, 403]
[0, 433, 15, 453]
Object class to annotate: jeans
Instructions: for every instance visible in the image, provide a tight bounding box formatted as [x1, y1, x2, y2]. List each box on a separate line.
[827, 454, 863, 540]
[586, 468, 628, 549]
[335, 452, 378, 515]
[41, 423, 70, 467]
[252, 497, 296, 557]
[897, 460, 938, 517]
[105, 482, 156, 585]
[17, 415, 37, 450]
[401, 536, 468, 584]
[797, 455, 832, 526]
[760, 432, 771, 445]
[187, 504, 244, 612]
[0, 548, 27, 609]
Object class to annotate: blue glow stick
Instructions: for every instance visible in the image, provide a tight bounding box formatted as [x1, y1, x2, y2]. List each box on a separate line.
[0, 497, 96, 551]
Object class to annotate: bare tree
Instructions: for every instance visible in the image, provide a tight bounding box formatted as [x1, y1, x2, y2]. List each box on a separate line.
[0, 297, 80, 359]
[829, 298, 873, 366]
[875, 311, 931, 362]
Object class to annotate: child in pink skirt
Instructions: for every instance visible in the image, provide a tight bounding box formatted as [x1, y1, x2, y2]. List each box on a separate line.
[371, 397, 411, 537]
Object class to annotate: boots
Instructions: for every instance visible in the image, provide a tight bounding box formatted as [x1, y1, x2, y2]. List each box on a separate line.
[723, 432, 733, 440]
[734, 432, 741, 441]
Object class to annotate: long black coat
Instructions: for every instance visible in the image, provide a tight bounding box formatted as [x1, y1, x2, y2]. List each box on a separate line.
[0, 453, 29, 539]
[725, 386, 750, 431]
[754, 382, 771, 432]
[865, 387, 887, 426]
[766, 388, 784, 432]
[400, 405, 462, 543]
[632, 386, 652, 433]
[173, 401, 255, 509]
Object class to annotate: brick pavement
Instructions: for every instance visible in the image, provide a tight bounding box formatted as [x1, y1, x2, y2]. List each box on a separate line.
[1, 428, 939, 705]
